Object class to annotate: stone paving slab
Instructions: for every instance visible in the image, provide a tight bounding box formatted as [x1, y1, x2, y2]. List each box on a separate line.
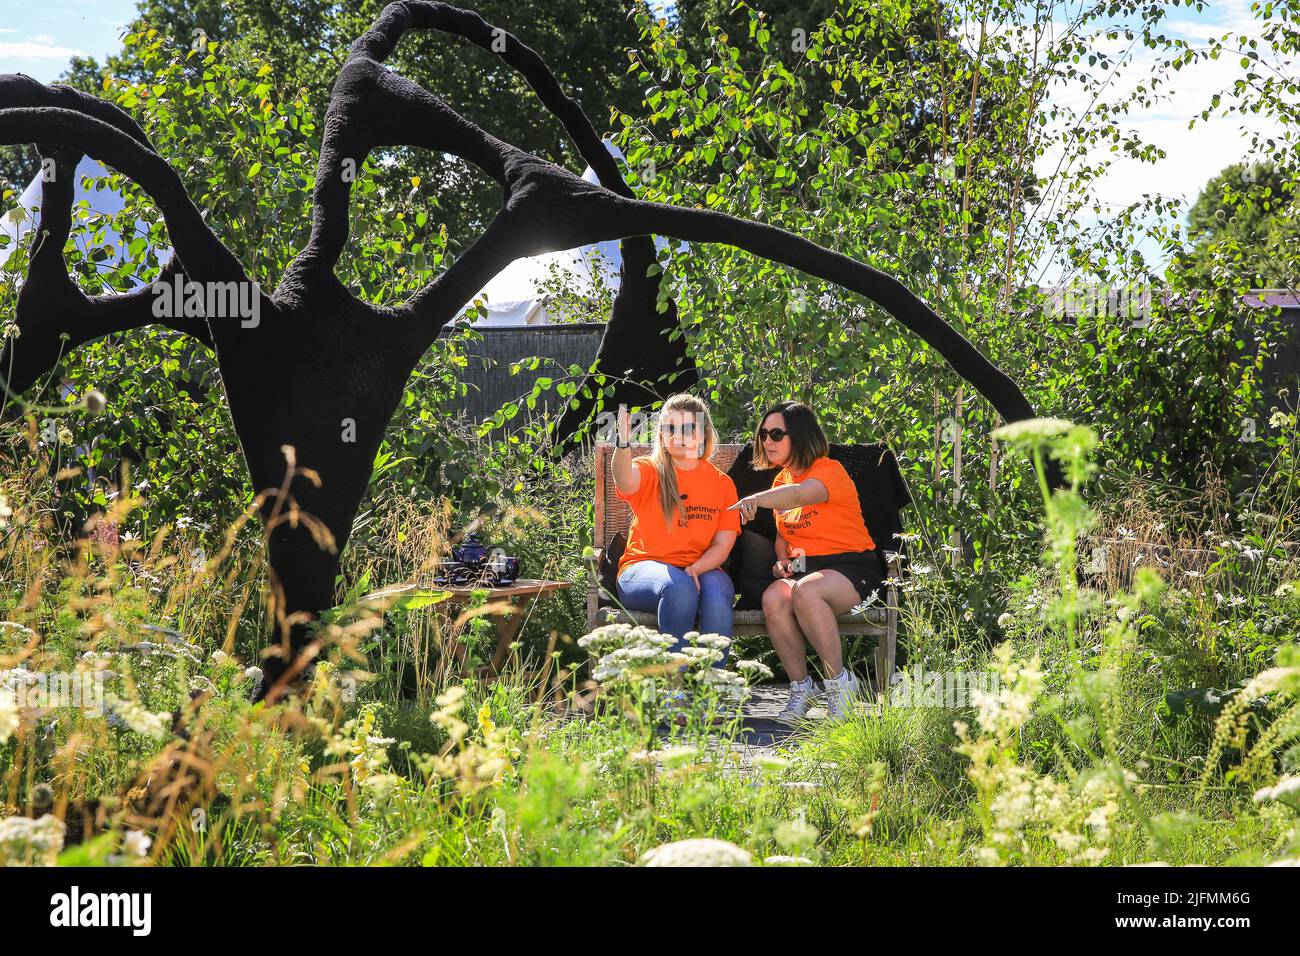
[731, 682, 802, 750]
[674, 682, 855, 772]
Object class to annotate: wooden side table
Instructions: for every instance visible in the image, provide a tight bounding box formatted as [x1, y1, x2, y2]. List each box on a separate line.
[438, 578, 573, 675]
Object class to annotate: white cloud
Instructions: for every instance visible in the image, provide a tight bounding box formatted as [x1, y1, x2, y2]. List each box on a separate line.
[0, 41, 88, 60]
[1035, 14, 1286, 214]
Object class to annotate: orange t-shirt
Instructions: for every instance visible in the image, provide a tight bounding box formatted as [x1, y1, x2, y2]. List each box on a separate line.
[616, 458, 741, 573]
[773, 456, 875, 556]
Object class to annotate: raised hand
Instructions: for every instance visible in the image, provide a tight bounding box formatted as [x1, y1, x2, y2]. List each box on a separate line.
[617, 403, 631, 446]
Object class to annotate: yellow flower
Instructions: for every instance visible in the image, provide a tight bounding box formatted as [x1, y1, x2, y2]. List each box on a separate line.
[477, 702, 495, 737]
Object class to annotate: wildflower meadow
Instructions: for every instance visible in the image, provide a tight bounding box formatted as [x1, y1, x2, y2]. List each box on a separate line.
[0, 0, 1298, 935]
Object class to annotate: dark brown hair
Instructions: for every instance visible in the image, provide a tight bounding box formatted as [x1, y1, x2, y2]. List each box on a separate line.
[751, 400, 828, 473]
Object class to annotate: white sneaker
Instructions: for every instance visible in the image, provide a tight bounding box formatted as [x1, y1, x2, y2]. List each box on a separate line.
[773, 677, 821, 726]
[822, 668, 864, 720]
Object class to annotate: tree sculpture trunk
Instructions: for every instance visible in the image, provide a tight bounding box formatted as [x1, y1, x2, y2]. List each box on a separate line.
[0, 1, 1054, 703]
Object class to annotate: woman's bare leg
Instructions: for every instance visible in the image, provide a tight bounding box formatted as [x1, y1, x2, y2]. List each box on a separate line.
[789, 570, 861, 678]
[761, 579, 809, 682]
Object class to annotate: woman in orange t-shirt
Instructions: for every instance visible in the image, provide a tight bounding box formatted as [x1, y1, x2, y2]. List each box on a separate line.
[729, 401, 884, 722]
[612, 394, 740, 649]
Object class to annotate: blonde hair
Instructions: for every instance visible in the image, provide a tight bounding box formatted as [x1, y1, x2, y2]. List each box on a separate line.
[636, 393, 719, 528]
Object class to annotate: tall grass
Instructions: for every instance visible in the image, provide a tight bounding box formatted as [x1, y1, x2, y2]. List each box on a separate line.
[2, 414, 1299, 866]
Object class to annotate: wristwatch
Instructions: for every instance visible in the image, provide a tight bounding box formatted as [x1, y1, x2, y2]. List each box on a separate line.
[615, 436, 630, 448]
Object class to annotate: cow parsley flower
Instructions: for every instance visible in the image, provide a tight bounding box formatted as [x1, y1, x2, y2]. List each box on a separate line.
[736, 659, 773, 681]
[0, 689, 19, 745]
[1254, 776, 1300, 803]
[0, 813, 66, 866]
[640, 838, 753, 867]
[105, 694, 170, 739]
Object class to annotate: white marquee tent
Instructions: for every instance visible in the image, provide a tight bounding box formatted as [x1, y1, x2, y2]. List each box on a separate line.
[1, 155, 166, 283]
[454, 138, 677, 326]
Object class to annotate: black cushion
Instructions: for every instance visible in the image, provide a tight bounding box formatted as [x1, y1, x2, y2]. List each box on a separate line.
[733, 529, 777, 609]
[724, 443, 780, 541]
[597, 531, 626, 606]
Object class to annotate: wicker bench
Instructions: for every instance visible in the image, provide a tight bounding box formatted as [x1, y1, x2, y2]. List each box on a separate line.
[586, 442, 901, 687]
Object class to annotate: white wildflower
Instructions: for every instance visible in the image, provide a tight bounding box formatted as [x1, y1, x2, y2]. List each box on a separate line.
[0, 814, 66, 866]
[121, 830, 152, 858]
[694, 667, 747, 690]
[640, 838, 753, 867]
[362, 773, 403, 798]
[654, 745, 699, 769]
[774, 819, 819, 852]
[781, 781, 820, 794]
[971, 643, 1043, 739]
[105, 694, 171, 739]
[689, 632, 732, 651]
[736, 659, 774, 681]
[0, 689, 18, 745]
[990, 417, 1076, 443]
[1254, 776, 1300, 803]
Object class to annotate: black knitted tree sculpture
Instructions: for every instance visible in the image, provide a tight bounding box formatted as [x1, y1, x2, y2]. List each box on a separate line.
[0, 2, 1048, 703]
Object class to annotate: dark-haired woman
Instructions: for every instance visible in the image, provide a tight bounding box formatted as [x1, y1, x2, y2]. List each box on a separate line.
[729, 400, 884, 723]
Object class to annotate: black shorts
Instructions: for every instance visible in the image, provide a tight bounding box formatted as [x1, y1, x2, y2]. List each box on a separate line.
[792, 549, 886, 605]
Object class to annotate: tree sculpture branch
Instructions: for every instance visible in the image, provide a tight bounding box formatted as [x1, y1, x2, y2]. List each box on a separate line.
[0, 1, 1056, 704]
[0, 75, 213, 400]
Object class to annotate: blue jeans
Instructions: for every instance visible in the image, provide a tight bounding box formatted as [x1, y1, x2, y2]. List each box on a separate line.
[616, 560, 735, 661]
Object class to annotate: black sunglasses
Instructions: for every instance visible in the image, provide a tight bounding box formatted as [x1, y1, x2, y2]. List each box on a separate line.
[759, 427, 788, 443]
[661, 421, 699, 437]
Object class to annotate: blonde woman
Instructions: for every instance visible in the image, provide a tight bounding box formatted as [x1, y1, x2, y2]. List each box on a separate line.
[612, 394, 740, 649]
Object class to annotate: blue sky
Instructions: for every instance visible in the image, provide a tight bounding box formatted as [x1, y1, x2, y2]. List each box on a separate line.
[1, 0, 140, 78]
[1, 0, 1290, 277]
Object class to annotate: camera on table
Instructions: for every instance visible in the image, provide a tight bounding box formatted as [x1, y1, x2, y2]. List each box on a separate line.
[436, 533, 521, 587]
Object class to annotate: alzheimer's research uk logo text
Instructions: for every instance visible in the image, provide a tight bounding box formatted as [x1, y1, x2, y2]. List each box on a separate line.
[49, 886, 152, 936]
